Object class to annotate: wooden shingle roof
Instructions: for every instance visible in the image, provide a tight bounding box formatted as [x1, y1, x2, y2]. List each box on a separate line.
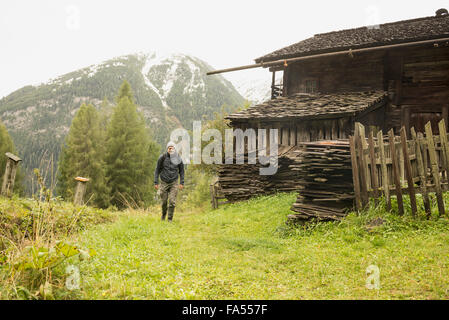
[226, 91, 388, 122]
[255, 13, 449, 63]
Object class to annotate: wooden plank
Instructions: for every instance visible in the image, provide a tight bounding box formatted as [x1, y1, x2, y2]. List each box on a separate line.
[282, 127, 289, 145]
[438, 119, 449, 182]
[419, 132, 429, 177]
[290, 125, 296, 146]
[368, 131, 379, 202]
[400, 127, 417, 217]
[411, 127, 431, 218]
[388, 129, 404, 215]
[356, 128, 369, 208]
[349, 135, 362, 211]
[377, 130, 391, 211]
[425, 121, 445, 217]
[356, 122, 371, 193]
[397, 136, 405, 185]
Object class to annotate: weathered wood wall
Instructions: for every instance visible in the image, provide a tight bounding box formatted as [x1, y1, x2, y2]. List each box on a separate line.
[284, 45, 449, 135]
[285, 51, 385, 95]
[242, 118, 352, 147]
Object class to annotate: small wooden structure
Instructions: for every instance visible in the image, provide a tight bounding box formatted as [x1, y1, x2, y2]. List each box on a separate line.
[73, 176, 89, 206]
[210, 180, 229, 209]
[1, 152, 22, 197]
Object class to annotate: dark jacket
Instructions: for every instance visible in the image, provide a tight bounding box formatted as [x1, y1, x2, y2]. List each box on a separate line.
[154, 152, 185, 185]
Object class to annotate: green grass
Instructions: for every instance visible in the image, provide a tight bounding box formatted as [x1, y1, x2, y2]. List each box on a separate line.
[72, 193, 449, 299]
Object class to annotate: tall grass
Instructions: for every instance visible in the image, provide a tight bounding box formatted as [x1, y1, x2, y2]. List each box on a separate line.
[0, 169, 115, 300]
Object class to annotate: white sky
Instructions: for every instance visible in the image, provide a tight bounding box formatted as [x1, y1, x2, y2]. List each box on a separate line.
[0, 0, 447, 98]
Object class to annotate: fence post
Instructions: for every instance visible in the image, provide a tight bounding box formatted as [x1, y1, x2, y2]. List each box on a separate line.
[425, 121, 445, 217]
[368, 131, 379, 203]
[411, 128, 431, 218]
[400, 127, 417, 217]
[349, 135, 362, 211]
[355, 125, 369, 208]
[388, 129, 404, 215]
[1, 153, 22, 198]
[377, 130, 391, 211]
[438, 119, 449, 181]
[73, 177, 89, 206]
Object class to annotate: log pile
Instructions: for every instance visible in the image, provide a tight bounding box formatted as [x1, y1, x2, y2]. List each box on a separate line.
[287, 141, 354, 223]
[216, 145, 300, 202]
[216, 141, 355, 223]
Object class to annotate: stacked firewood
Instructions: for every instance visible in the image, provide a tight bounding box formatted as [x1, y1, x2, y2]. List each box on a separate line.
[287, 141, 354, 223]
[216, 146, 301, 202]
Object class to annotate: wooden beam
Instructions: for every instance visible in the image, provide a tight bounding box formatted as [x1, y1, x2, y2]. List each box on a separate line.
[207, 37, 449, 75]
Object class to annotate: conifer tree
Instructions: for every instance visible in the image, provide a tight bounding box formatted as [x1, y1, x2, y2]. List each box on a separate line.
[104, 81, 158, 208]
[56, 103, 109, 207]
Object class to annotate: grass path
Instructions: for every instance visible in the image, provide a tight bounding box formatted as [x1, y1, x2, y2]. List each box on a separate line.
[74, 193, 449, 299]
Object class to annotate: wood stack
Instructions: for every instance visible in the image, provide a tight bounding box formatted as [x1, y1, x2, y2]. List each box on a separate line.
[287, 141, 354, 223]
[216, 141, 355, 222]
[216, 145, 300, 202]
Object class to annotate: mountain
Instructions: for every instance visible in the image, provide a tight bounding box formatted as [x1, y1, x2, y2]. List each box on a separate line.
[232, 77, 271, 105]
[0, 52, 244, 191]
[225, 71, 284, 105]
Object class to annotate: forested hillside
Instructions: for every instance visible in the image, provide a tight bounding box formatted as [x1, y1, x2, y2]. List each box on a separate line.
[0, 52, 244, 193]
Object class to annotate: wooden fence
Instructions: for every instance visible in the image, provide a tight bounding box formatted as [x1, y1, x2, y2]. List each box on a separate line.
[349, 120, 449, 218]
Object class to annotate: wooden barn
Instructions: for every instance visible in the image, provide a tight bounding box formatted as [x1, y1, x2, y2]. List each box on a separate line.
[209, 9, 449, 216]
[223, 8, 449, 140]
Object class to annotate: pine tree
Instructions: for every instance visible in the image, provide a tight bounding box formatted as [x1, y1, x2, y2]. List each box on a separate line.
[105, 81, 158, 208]
[56, 103, 110, 207]
[115, 80, 134, 104]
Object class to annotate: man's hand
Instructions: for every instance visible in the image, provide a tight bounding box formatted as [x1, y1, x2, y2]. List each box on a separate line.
[179, 184, 184, 190]
[154, 184, 159, 190]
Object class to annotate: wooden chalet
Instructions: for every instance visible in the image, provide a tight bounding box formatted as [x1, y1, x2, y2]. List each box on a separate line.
[225, 8, 449, 139]
[210, 8, 449, 218]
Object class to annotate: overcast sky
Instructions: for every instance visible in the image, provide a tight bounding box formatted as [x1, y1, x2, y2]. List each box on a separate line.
[1, 0, 447, 98]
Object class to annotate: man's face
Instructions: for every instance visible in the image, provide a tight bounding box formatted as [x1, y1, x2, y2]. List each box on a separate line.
[167, 146, 175, 154]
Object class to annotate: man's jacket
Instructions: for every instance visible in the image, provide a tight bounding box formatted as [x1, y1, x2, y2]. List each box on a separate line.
[154, 152, 185, 185]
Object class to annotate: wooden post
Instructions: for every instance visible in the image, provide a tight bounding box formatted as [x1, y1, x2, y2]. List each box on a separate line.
[400, 127, 417, 217]
[210, 184, 216, 209]
[357, 123, 371, 191]
[368, 131, 379, 203]
[73, 177, 89, 206]
[397, 136, 405, 185]
[388, 129, 404, 215]
[355, 127, 369, 208]
[411, 128, 431, 218]
[425, 122, 445, 217]
[438, 119, 449, 181]
[349, 135, 362, 211]
[290, 125, 296, 146]
[1, 153, 22, 198]
[377, 130, 391, 211]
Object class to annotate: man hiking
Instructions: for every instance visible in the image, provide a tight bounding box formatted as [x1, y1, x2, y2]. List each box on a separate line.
[154, 141, 185, 221]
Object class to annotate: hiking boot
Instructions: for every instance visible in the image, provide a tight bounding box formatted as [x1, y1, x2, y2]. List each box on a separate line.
[161, 206, 167, 221]
[168, 206, 175, 221]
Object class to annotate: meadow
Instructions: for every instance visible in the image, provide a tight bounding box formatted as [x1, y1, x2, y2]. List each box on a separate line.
[1, 191, 449, 299]
[74, 193, 449, 299]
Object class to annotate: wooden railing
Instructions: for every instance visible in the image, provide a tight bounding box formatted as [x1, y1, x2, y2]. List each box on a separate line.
[271, 84, 283, 99]
[349, 120, 449, 218]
